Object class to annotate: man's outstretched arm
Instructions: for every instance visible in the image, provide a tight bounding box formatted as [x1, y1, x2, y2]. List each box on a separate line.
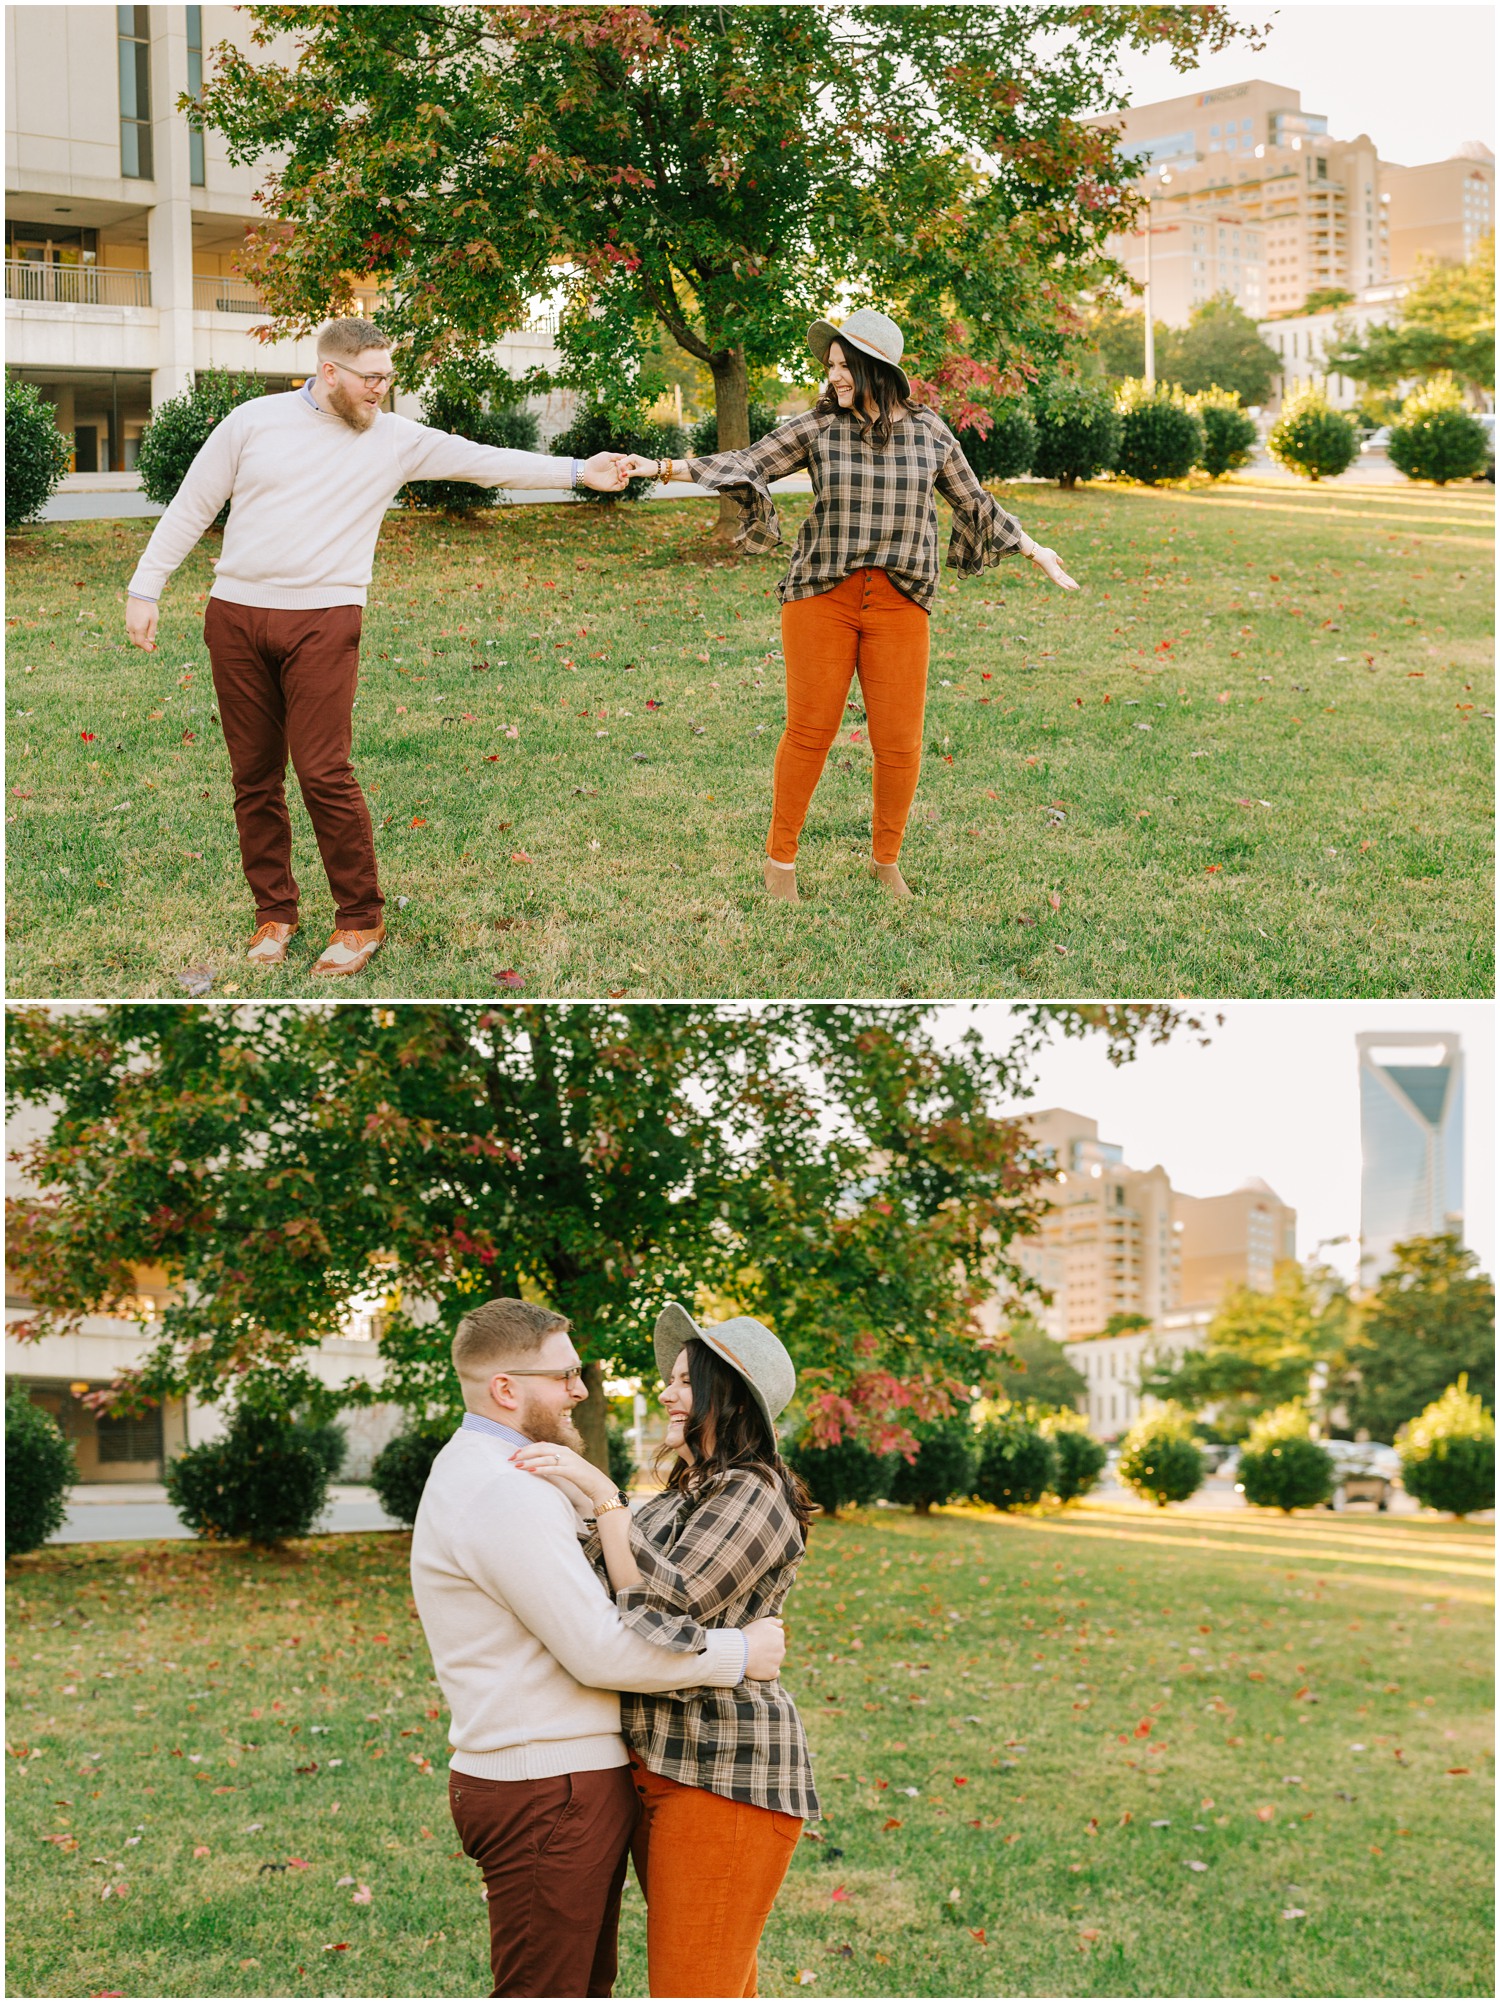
[123, 416, 242, 651]
[399, 426, 629, 494]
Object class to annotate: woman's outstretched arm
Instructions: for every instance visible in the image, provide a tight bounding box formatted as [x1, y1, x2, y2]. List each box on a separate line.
[935, 432, 1079, 590]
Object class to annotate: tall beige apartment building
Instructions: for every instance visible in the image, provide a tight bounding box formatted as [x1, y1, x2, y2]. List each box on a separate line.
[999, 1109, 1297, 1439]
[1088, 78, 1491, 326]
[4, 5, 563, 480]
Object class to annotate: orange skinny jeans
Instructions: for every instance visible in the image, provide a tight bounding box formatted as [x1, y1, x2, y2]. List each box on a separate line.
[770, 567, 931, 865]
[627, 1752, 803, 1998]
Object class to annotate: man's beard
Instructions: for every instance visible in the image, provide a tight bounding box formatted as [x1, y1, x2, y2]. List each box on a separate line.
[519, 1397, 583, 1449]
[326, 378, 378, 433]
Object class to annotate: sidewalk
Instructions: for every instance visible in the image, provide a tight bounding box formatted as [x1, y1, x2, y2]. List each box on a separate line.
[51, 1481, 402, 1543]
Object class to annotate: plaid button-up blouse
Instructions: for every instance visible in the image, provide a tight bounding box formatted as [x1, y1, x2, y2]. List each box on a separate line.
[580, 1469, 819, 1821]
[685, 404, 1030, 613]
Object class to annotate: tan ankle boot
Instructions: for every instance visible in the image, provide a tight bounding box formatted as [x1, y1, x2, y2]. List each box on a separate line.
[763, 858, 799, 903]
[869, 860, 913, 898]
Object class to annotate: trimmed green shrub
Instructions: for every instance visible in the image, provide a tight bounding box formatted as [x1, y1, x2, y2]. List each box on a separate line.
[369, 1428, 451, 1527]
[1041, 1412, 1107, 1503]
[5, 1389, 76, 1558]
[1114, 379, 1205, 485]
[686, 400, 781, 458]
[294, 1416, 348, 1484]
[1117, 1405, 1205, 1508]
[974, 1410, 1056, 1511]
[136, 368, 267, 523]
[888, 1414, 978, 1515]
[785, 1434, 895, 1517]
[961, 400, 1037, 483]
[1266, 384, 1359, 481]
[1236, 1404, 1334, 1513]
[1029, 375, 1121, 488]
[1387, 374, 1490, 486]
[164, 1407, 330, 1547]
[5, 378, 73, 530]
[398, 385, 541, 512]
[1398, 1378, 1495, 1519]
[606, 1419, 636, 1492]
[551, 404, 688, 504]
[1191, 386, 1259, 479]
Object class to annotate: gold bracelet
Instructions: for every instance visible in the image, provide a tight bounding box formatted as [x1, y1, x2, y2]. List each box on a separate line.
[660, 458, 673, 483]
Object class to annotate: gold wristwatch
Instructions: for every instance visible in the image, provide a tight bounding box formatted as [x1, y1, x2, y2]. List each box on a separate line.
[593, 1489, 631, 1519]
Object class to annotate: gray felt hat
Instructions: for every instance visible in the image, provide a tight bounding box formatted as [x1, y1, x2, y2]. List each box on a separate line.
[806, 308, 911, 397]
[654, 1302, 797, 1444]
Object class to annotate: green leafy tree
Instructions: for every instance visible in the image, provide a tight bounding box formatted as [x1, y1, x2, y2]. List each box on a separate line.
[1040, 1410, 1107, 1502]
[1324, 234, 1495, 396]
[887, 1412, 979, 1514]
[1299, 287, 1355, 316]
[1235, 1402, 1334, 1514]
[1117, 1404, 1204, 1507]
[687, 402, 782, 459]
[136, 368, 266, 523]
[191, 6, 1258, 534]
[6, 1002, 1200, 1473]
[974, 1409, 1056, 1510]
[1397, 1378, 1495, 1520]
[1266, 383, 1359, 481]
[1029, 373, 1122, 487]
[5, 378, 72, 530]
[1386, 372, 1490, 485]
[1170, 295, 1280, 405]
[1141, 1260, 1355, 1440]
[1349, 1235, 1495, 1442]
[1114, 378, 1204, 484]
[1191, 385, 1259, 478]
[5, 1388, 76, 1558]
[397, 377, 540, 514]
[1086, 301, 1151, 381]
[997, 1315, 1087, 1410]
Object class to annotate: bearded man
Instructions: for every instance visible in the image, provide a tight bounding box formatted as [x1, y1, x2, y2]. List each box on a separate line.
[124, 319, 628, 976]
[409, 1296, 786, 1999]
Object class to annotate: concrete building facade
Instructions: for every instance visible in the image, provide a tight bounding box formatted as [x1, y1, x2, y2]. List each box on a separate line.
[1089, 78, 1491, 326]
[1005, 1108, 1298, 1440]
[5, 5, 566, 482]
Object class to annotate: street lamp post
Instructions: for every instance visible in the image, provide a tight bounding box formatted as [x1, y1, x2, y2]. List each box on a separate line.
[1143, 167, 1172, 389]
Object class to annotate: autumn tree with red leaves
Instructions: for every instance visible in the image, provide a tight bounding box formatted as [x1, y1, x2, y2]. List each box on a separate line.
[6, 1004, 1206, 1469]
[193, 6, 1260, 527]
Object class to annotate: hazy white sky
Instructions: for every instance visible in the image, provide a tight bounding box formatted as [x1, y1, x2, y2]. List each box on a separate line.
[942, 1001, 1493, 1285]
[1099, 2, 1494, 168]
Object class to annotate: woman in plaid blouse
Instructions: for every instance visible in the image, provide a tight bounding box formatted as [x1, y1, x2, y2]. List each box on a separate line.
[623, 308, 1078, 900]
[513, 1310, 816, 1998]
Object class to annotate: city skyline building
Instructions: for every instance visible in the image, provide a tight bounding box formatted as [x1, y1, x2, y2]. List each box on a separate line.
[1357, 1032, 1465, 1287]
[1088, 76, 1492, 330]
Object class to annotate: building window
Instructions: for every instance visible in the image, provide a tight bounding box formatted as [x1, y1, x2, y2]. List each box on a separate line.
[97, 1404, 164, 1464]
[118, 6, 153, 180]
[186, 5, 204, 186]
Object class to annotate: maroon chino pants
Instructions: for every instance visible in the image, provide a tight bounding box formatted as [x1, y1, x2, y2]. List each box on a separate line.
[448, 1765, 639, 1998]
[204, 597, 383, 930]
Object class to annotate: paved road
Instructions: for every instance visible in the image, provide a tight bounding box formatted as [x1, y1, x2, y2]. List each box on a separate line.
[50, 1483, 402, 1544]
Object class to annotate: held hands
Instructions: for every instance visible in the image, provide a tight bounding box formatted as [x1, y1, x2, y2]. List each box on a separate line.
[1028, 545, 1079, 591]
[578, 451, 633, 493]
[125, 597, 160, 651]
[620, 453, 667, 480]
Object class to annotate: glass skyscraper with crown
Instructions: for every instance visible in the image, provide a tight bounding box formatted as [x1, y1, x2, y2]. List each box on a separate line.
[1357, 1032, 1465, 1285]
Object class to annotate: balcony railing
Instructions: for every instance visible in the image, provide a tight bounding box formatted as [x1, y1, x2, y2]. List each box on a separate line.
[5, 260, 152, 307]
[191, 279, 388, 319]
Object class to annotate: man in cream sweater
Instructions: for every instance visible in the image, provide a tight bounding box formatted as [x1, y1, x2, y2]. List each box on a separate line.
[410, 1295, 786, 1998]
[124, 317, 628, 978]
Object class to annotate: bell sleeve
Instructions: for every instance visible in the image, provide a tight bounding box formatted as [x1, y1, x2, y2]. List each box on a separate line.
[934, 430, 1031, 576]
[683, 413, 822, 555]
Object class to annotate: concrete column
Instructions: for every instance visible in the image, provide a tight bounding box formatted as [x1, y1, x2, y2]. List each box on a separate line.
[147, 7, 195, 409]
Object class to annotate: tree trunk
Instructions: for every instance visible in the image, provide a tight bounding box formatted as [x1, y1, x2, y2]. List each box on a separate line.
[914, 1498, 933, 1516]
[575, 1360, 612, 1476]
[709, 345, 750, 541]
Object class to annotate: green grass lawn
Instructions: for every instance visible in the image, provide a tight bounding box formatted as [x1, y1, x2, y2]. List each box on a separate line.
[5, 475, 1493, 999]
[6, 1501, 1492, 1997]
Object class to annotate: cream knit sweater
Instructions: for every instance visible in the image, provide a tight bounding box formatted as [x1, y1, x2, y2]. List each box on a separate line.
[126, 389, 577, 611]
[410, 1428, 748, 1781]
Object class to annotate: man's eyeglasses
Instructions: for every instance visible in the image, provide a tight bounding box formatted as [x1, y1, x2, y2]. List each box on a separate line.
[498, 1365, 586, 1386]
[330, 362, 397, 390]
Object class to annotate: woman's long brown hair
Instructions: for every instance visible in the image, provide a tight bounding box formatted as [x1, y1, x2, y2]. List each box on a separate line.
[813, 338, 919, 447]
[659, 1339, 814, 1537]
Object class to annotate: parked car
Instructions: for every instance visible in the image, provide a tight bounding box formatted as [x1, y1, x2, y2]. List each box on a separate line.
[1319, 1438, 1401, 1511]
[1359, 425, 1391, 456]
[1197, 1441, 1237, 1474]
